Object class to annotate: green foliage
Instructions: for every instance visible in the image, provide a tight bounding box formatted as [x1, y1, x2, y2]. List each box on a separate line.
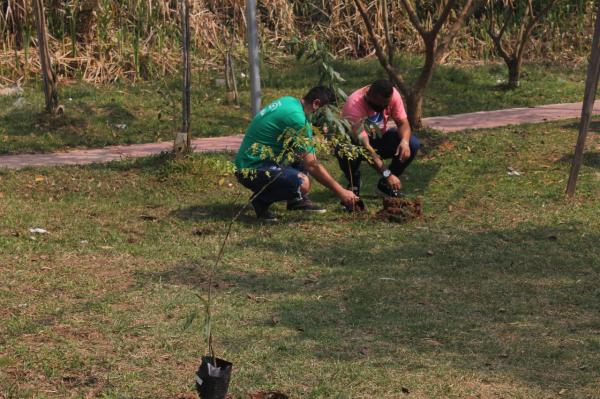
[288, 37, 347, 101]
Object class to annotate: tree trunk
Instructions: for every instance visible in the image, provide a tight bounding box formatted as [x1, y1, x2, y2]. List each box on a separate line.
[507, 58, 521, 89]
[33, 0, 60, 114]
[405, 90, 424, 130]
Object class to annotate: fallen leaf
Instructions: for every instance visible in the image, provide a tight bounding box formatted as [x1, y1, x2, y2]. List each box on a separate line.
[218, 178, 225, 186]
[559, 388, 568, 395]
[35, 175, 45, 182]
[507, 166, 522, 176]
[0, 192, 4, 198]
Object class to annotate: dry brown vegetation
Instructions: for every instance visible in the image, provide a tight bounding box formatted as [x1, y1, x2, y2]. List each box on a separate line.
[0, 0, 596, 84]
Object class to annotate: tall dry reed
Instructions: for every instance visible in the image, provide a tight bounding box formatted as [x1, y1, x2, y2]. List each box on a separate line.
[0, 0, 595, 84]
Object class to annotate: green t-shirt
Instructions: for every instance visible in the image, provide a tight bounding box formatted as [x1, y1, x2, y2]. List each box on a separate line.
[235, 96, 315, 170]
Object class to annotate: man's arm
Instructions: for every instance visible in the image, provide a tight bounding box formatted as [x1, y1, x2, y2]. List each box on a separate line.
[358, 132, 402, 190]
[394, 117, 412, 162]
[358, 133, 385, 172]
[301, 152, 358, 207]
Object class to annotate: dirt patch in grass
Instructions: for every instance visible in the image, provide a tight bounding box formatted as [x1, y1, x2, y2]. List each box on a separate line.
[376, 197, 424, 223]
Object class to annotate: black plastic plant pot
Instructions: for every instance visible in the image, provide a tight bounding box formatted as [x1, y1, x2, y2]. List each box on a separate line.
[195, 356, 233, 399]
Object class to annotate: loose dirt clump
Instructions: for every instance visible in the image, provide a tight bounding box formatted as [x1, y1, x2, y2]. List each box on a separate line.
[376, 197, 423, 223]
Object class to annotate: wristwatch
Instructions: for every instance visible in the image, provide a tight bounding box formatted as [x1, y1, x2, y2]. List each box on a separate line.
[382, 169, 391, 178]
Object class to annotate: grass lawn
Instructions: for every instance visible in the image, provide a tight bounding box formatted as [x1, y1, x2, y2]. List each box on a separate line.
[0, 58, 593, 155]
[1, 120, 600, 398]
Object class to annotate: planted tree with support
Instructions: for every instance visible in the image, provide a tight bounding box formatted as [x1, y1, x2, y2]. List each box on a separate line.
[486, 0, 559, 89]
[32, 0, 61, 114]
[353, 0, 477, 129]
[174, 0, 192, 154]
[566, 1, 600, 197]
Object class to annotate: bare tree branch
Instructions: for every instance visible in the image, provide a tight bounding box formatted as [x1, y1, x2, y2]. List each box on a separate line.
[487, 3, 514, 63]
[353, 0, 408, 94]
[431, 0, 458, 37]
[516, 0, 558, 61]
[399, 0, 426, 38]
[382, 0, 394, 64]
[488, 29, 512, 63]
[434, 0, 476, 63]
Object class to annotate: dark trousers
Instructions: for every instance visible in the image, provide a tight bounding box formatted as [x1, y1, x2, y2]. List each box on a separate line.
[336, 129, 420, 188]
[236, 161, 304, 207]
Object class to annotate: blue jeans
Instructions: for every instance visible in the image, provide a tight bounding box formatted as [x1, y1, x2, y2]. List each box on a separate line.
[336, 129, 420, 188]
[236, 161, 304, 207]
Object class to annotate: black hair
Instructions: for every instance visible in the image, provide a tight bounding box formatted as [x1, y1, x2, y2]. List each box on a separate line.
[303, 86, 336, 106]
[368, 79, 394, 98]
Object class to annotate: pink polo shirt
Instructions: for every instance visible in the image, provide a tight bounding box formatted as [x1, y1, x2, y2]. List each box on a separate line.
[342, 86, 407, 140]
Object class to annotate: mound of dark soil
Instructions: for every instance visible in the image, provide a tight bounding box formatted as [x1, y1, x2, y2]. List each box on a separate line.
[376, 197, 423, 223]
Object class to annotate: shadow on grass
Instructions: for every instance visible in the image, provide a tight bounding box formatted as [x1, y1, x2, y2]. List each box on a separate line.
[561, 120, 600, 133]
[557, 151, 600, 169]
[1, 108, 88, 137]
[145, 222, 600, 393]
[171, 203, 242, 223]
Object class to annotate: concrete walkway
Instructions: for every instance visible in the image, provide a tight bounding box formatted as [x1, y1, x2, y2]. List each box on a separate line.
[1, 100, 599, 170]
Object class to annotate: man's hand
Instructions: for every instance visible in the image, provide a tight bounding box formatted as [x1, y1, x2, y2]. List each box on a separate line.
[338, 188, 359, 209]
[395, 140, 411, 162]
[386, 174, 402, 190]
[302, 152, 360, 206]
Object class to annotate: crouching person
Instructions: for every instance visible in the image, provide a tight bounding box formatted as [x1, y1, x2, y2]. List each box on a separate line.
[337, 79, 420, 197]
[235, 86, 359, 222]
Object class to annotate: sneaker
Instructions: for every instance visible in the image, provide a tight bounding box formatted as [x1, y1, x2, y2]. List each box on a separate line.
[287, 198, 327, 213]
[376, 178, 404, 198]
[251, 199, 278, 222]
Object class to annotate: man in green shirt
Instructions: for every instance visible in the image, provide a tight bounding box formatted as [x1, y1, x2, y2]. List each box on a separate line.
[235, 86, 359, 221]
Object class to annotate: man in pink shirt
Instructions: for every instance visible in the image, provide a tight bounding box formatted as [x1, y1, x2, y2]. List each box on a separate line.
[338, 79, 419, 197]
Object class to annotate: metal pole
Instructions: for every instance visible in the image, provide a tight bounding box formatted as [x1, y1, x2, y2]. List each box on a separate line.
[182, 0, 191, 145]
[566, 3, 600, 196]
[246, 0, 261, 116]
[175, 0, 191, 153]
